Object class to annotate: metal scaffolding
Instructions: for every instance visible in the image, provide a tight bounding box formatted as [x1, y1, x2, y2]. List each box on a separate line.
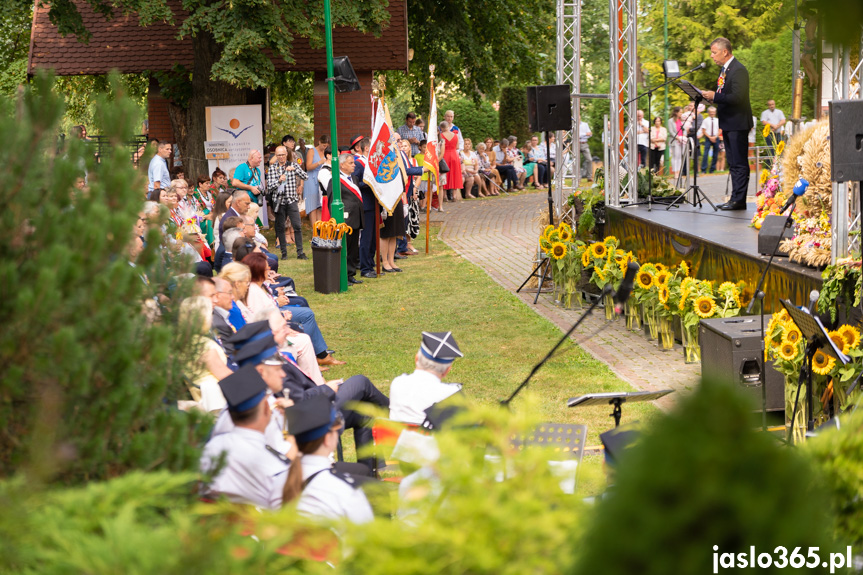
[554, 0, 581, 218]
[830, 33, 863, 263]
[606, 0, 638, 207]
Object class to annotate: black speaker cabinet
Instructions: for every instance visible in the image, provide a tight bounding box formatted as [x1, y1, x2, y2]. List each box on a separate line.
[829, 99, 863, 183]
[332, 56, 360, 93]
[757, 215, 790, 256]
[527, 84, 572, 133]
[699, 317, 784, 411]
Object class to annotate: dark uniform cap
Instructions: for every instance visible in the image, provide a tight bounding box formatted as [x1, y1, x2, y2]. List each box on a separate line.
[599, 428, 640, 466]
[284, 395, 339, 444]
[350, 135, 364, 148]
[232, 334, 287, 368]
[223, 321, 272, 349]
[218, 365, 268, 412]
[420, 331, 464, 364]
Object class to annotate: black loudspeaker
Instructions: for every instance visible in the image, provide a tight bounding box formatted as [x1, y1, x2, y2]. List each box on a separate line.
[332, 56, 361, 93]
[757, 215, 790, 257]
[527, 84, 572, 132]
[829, 99, 863, 182]
[699, 317, 784, 411]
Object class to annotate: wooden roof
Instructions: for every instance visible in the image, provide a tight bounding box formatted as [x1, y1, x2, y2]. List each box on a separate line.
[28, 0, 408, 75]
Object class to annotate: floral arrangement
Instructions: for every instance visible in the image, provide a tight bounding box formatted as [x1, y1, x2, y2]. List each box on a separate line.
[540, 222, 587, 309]
[765, 309, 863, 443]
[750, 162, 788, 230]
[778, 120, 834, 267]
[817, 259, 863, 324]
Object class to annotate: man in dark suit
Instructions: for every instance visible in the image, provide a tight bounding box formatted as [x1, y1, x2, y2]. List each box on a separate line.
[701, 37, 753, 211]
[219, 190, 250, 239]
[325, 153, 365, 285]
[351, 136, 379, 279]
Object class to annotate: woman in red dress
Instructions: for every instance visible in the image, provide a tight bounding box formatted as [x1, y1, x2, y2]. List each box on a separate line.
[440, 122, 464, 201]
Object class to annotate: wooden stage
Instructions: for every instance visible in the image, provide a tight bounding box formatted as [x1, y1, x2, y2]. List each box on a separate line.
[606, 202, 822, 311]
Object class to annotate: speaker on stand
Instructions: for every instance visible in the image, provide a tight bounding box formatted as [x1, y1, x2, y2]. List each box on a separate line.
[516, 85, 572, 304]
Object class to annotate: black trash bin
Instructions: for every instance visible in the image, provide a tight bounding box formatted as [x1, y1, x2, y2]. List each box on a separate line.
[312, 245, 342, 294]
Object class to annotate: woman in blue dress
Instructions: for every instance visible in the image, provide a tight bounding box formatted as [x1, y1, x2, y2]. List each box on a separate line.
[304, 135, 330, 229]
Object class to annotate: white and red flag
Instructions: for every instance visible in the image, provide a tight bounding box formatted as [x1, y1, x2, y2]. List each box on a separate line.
[424, 92, 440, 187]
[364, 102, 405, 214]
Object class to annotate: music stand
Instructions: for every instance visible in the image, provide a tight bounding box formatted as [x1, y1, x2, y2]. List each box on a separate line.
[780, 300, 849, 436]
[567, 390, 673, 427]
[665, 81, 717, 212]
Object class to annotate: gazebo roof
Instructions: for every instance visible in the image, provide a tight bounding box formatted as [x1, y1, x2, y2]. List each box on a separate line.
[28, 0, 408, 76]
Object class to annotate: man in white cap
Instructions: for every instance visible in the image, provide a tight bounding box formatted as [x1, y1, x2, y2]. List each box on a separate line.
[389, 331, 464, 424]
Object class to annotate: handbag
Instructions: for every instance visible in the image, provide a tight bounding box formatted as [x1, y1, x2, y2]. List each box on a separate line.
[438, 158, 450, 174]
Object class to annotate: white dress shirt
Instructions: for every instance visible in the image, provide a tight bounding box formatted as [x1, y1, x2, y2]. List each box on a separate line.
[389, 369, 462, 424]
[211, 396, 293, 454]
[698, 116, 720, 139]
[200, 426, 289, 509]
[297, 454, 374, 524]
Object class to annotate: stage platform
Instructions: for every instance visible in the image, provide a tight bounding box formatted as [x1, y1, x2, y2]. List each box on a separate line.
[606, 203, 823, 311]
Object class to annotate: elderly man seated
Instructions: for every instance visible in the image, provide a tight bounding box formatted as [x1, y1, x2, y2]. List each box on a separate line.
[389, 331, 464, 424]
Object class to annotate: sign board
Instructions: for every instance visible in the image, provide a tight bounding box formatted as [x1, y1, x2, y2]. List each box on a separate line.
[204, 141, 230, 160]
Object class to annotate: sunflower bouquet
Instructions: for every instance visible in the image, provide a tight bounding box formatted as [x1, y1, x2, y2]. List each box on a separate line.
[764, 310, 809, 443]
[633, 263, 661, 340]
[654, 265, 683, 351]
[540, 223, 586, 309]
[584, 236, 634, 320]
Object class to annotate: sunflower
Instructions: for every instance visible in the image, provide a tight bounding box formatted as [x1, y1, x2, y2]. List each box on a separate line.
[828, 330, 849, 354]
[658, 285, 670, 304]
[678, 261, 690, 276]
[539, 237, 552, 252]
[542, 224, 555, 239]
[581, 249, 591, 267]
[551, 242, 567, 260]
[603, 235, 619, 248]
[558, 228, 572, 242]
[778, 341, 799, 361]
[679, 289, 689, 310]
[812, 350, 836, 376]
[775, 141, 785, 156]
[590, 242, 607, 258]
[654, 263, 666, 272]
[762, 123, 771, 138]
[559, 222, 573, 235]
[759, 169, 770, 186]
[636, 270, 654, 289]
[694, 295, 716, 318]
[718, 281, 736, 293]
[680, 277, 697, 292]
[654, 270, 672, 286]
[782, 326, 801, 345]
[838, 325, 862, 349]
[547, 230, 560, 243]
[594, 268, 606, 282]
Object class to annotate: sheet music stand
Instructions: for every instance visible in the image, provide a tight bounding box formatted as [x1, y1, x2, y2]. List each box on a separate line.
[780, 299, 849, 435]
[567, 390, 673, 427]
[665, 81, 717, 212]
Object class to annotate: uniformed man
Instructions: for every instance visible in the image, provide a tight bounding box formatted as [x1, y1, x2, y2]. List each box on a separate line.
[200, 365, 290, 509]
[210, 333, 295, 455]
[389, 331, 464, 424]
[281, 396, 374, 524]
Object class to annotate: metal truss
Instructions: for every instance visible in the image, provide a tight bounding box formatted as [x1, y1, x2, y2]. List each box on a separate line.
[554, 0, 581, 219]
[831, 32, 863, 262]
[606, 0, 638, 207]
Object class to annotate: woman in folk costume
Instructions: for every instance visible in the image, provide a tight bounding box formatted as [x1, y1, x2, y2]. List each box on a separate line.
[323, 153, 365, 284]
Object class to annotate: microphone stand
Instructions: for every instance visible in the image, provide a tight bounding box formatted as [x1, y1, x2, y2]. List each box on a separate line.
[747, 203, 797, 432]
[623, 64, 704, 211]
[502, 284, 613, 406]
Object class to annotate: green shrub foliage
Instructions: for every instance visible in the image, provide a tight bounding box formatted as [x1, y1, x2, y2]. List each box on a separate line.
[571, 379, 837, 575]
[805, 409, 863, 549]
[439, 97, 499, 144]
[0, 73, 208, 483]
[498, 86, 531, 144]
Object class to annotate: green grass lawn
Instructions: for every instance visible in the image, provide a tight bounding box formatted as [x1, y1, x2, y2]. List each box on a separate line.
[267, 221, 660, 495]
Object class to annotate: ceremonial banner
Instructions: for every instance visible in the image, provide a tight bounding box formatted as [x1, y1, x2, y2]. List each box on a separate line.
[424, 92, 440, 187]
[364, 101, 405, 214]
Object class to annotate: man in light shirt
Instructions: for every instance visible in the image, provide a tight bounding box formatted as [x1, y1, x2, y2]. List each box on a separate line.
[389, 332, 464, 425]
[698, 107, 721, 174]
[147, 140, 172, 193]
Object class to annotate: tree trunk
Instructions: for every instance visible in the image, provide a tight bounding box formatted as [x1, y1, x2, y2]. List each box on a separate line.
[177, 31, 253, 181]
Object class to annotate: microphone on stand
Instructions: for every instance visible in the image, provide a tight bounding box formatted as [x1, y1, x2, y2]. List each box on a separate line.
[808, 290, 820, 314]
[613, 262, 640, 314]
[693, 62, 707, 71]
[779, 178, 809, 213]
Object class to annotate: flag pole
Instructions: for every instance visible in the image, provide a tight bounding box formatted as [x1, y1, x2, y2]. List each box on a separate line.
[323, 0, 347, 292]
[425, 65, 435, 255]
[373, 75, 384, 276]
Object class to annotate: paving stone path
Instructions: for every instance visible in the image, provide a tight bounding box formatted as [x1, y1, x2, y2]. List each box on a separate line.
[433, 189, 717, 411]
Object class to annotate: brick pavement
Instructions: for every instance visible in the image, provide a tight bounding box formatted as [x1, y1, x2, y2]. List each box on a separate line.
[435, 191, 702, 411]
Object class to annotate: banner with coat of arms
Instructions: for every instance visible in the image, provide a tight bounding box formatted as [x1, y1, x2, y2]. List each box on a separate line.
[364, 101, 405, 214]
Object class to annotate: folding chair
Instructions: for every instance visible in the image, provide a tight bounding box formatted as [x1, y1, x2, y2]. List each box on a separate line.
[511, 423, 588, 492]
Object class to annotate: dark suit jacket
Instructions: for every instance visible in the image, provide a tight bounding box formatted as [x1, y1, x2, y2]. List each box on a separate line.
[352, 158, 379, 212]
[211, 311, 236, 354]
[280, 362, 336, 403]
[219, 207, 241, 242]
[326, 173, 364, 231]
[713, 57, 753, 132]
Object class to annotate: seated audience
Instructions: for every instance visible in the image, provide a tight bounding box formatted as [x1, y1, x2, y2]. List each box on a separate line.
[180, 292, 233, 413]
